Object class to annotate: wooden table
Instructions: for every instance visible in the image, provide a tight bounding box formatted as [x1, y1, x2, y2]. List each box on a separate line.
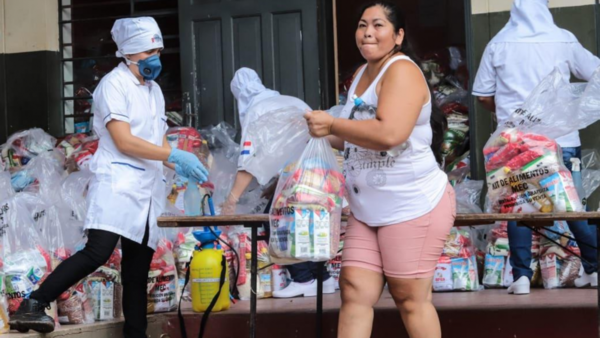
[158, 212, 600, 338]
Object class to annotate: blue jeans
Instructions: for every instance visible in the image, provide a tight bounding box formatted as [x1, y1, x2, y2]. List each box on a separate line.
[508, 147, 598, 281]
[286, 262, 331, 283]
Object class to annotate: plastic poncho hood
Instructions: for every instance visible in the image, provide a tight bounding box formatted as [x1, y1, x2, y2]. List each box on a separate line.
[230, 68, 280, 127]
[491, 0, 577, 43]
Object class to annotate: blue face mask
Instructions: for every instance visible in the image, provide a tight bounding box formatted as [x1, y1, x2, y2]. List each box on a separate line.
[130, 54, 162, 81]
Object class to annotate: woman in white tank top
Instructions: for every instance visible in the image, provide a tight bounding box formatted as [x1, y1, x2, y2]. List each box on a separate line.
[304, 2, 455, 338]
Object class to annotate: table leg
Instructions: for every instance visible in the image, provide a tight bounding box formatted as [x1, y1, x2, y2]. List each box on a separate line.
[251, 226, 258, 338]
[316, 261, 324, 338]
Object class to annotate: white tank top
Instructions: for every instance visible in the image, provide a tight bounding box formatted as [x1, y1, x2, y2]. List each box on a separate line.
[340, 55, 448, 226]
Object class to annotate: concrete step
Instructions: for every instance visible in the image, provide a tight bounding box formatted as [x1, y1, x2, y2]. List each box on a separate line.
[3, 288, 598, 338]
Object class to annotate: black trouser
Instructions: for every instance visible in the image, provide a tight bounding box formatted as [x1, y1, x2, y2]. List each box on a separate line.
[31, 226, 154, 338]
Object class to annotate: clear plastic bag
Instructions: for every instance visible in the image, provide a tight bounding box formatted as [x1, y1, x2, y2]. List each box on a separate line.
[327, 105, 345, 118]
[454, 180, 484, 214]
[434, 227, 480, 292]
[0, 193, 51, 315]
[0, 275, 8, 333]
[581, 149, 600, 201]
[22, 151, 66, 204]
[0, 171, 15, 202]
[60, 170, 93, 222]
[4, 128, 56, 160]
[56, 219, 90, 325]
[483, 68, 600, 214]
[540, 221, 582, 289]
[241, 106, 309, 185]
[173, 230, 196, 301]
[269, 138, 345, 264]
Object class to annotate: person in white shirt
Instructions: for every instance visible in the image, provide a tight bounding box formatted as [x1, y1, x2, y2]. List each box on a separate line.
[473, 0, 599, 295]
[9, 18, 207, 336]
[305, 2, 454, 337]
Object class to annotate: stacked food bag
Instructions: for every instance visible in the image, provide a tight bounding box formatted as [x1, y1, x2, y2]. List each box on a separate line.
[434, 228, 480, 292]
[485, 67, 600, 214]
[326, 235, 344, 290]
[421, 47, 470, 167]
[57, 134, 99, 173]
[237, 240, 271, 300]
[1, 194, 52, 316]
[80, 243, 122, 321]
[269, 138, 345, 264]
[173, 230, 196, 301]
[147, 237, 178, 313]
[540, 221, 582, 289]
[482, 222, 542, 288]
[1, 129, 56, 171]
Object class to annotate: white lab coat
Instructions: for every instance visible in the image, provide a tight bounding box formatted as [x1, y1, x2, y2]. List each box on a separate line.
[85, 63, 168, 250]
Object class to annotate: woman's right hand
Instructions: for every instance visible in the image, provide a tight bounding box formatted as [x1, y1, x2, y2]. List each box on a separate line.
[168, 148, 209, 183]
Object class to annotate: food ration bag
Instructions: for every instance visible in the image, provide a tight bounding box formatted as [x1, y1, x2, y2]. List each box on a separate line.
[147, 237, 178, 313]
[484, 68, 600, 214]
[0, 194, 52, 315]
[269, 138, 345, 264]
[433, 228, 480, 292]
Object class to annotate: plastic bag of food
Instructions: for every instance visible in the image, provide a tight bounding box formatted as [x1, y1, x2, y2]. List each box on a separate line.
[68, 137, 98, 172]
[57, 282, 94, 325]
[454, 180, 483, 214]
[269, 138, 345, 264]
[0, 272, 8, 334]
[241, 106, 309, 185]
[60, 169, 93, 222]
[0, 194, 51, 315]
[21, 151, 66, 203]
[581, 149, 600, 201]
[0, 171, 15, 202]
[326, 235, 344, 290]
[2, 128, 56, 167]
[147, 237, 178, 313]
[484, 68, 600, 214]
[539, 221, 582, 289]
[434, 227, 480, 292]
[77, 236, 121, 321]
[166, 127, 213, 170]
[55, 221, 92, 325]
[173, 230, 197, 301]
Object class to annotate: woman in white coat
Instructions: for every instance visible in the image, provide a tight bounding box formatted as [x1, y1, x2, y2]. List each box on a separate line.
[9, 18, 208, 337]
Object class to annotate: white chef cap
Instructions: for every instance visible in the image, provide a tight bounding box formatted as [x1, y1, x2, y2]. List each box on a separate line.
[111, 17, 164, 58]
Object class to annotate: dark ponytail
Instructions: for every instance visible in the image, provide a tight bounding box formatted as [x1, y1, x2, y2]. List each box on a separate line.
[359, 1, 447, 164]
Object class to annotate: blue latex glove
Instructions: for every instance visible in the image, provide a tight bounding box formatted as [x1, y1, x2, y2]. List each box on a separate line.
[168, 148, 209, 183]
[11, 170, 35, 192]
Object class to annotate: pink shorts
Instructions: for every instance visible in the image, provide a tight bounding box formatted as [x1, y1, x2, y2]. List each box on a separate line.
[342, 184, 456, 279]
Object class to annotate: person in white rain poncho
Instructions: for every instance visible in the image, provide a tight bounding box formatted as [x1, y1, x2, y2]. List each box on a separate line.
[222, 68, 336, 298]
[473, 0, 599, 295]
[8, 18, 208, 336]
[221, 67, 310, 214]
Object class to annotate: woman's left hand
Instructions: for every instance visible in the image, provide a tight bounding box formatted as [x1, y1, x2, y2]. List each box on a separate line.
[304, 110, 335, 137]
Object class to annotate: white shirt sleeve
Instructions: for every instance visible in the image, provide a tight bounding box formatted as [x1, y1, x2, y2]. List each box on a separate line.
[569, 42, 600, 81]
[93, 80, 130, 126]
[472, 45, 497, 97]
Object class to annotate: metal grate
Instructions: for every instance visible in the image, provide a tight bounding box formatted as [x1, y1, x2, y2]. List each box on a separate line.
[58, 0, 181, 135]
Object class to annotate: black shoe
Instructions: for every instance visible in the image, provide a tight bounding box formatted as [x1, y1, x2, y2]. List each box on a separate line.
[8, 298, 55, 334]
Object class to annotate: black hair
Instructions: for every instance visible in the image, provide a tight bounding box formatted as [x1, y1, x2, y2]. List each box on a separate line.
[359, 1, 447, 164]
